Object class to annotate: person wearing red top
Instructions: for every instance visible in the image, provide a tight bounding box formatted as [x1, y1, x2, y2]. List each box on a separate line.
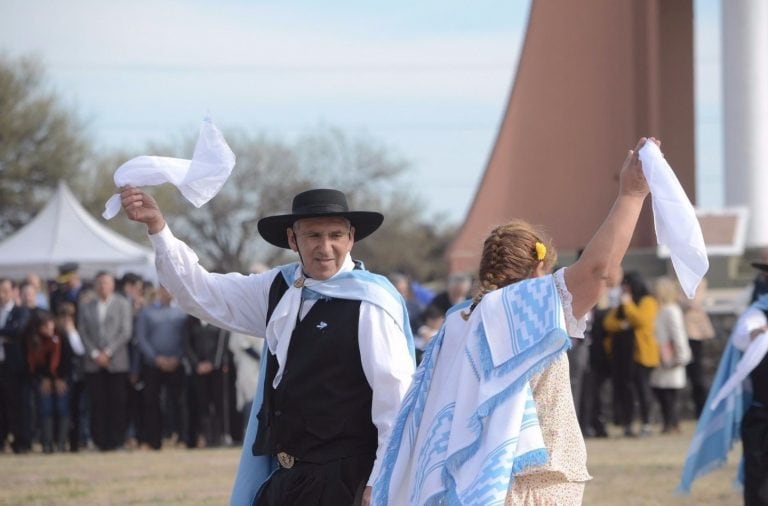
[25, 309, 69, 453]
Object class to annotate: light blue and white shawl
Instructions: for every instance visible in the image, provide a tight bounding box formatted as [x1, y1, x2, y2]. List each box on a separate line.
[677, 294, 768, 493]
[372, 275, 572, 506]
[229, 261, 415, 505]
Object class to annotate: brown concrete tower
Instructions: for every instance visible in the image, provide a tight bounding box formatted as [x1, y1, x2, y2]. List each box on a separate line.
[447, 0, 695, 274]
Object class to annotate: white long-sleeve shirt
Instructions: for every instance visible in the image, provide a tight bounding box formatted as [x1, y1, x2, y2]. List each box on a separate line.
[149, 225, 414, 485]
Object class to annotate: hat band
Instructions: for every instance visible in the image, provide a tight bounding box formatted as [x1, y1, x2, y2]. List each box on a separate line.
[293, 203, 349, 214]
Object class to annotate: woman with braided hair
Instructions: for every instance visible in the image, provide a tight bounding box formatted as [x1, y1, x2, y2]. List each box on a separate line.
[372, 137, 656, 506]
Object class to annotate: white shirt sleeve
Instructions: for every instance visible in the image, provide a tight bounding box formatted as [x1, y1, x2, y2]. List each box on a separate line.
[357, 302, 415, 486]
[732, 306, 768, 352]
[149, 224, 277, 336]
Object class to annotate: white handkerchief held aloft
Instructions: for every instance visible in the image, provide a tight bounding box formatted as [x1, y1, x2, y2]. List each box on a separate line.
[638, 141, 708, 298]
[102, 116, 236, 220]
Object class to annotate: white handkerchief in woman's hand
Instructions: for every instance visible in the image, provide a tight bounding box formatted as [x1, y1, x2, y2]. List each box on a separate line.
[102, 116, 236, 220]
[638, 141, 708, 298]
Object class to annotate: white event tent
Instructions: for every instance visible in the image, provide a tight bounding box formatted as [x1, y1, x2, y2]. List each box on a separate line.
[0, 181, 155, 280]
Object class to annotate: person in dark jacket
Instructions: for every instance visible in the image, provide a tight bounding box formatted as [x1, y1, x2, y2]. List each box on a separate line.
[25, 309, 70, 453]
[185, 316, 230, 448]
[136, 286, 187, 449]
[0, 278, 31, 453]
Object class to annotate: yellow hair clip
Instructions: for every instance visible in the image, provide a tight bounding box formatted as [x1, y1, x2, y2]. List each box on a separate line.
[535, 242, 547, 261]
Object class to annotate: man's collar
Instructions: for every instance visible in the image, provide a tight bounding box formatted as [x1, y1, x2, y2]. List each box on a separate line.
[1, 301, 13, 312]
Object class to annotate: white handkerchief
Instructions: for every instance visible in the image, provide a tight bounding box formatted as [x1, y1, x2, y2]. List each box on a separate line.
[102, 116, 236, 219]
[638, 141, 708, 298]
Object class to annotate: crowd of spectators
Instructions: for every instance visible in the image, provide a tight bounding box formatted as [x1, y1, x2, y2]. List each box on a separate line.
[0, 263, 255, 454]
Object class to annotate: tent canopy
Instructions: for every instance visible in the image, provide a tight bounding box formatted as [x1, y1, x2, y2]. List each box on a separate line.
[0, 181, 155, 280]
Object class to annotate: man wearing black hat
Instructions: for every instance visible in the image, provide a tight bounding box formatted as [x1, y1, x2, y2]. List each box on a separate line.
[120, 186, 415, 506]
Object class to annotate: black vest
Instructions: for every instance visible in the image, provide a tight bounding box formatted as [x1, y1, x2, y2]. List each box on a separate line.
[252, 274, 378, 463]
[751, 310, 768, 407]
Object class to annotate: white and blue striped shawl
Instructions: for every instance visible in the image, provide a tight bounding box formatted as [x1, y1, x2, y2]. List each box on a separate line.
[373, 275, 572, 506]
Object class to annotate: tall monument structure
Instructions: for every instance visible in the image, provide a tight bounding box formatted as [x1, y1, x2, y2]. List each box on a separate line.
[447, 0, 695, 273]
[723, 0, 768, 248]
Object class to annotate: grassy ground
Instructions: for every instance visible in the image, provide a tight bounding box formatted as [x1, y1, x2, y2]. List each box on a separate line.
[0, 421, 743, 505]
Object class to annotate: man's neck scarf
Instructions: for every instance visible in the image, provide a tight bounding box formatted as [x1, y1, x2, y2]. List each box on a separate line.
[266, 256, 415, 387]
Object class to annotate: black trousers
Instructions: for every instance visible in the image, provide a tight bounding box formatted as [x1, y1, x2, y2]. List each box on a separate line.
[142, 366, 186, 449]
[86, 370, 128, 450]
[632, 365, 653, 425]
[611, 331, 636, 427]
[255, 454, 373, 506]
[192, 370, 224, 446]
[653, 387, 680, 429]
[68, 379, 87, 451]
[686, 340, 708, 418]
[0, 374, 31, 452]
[582, 364, 611, 436]
[742, 405, 768, 505]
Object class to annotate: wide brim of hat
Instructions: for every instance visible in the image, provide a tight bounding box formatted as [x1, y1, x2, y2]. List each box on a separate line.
[752, 262, 768, 273]
[257, 211, 384, 249]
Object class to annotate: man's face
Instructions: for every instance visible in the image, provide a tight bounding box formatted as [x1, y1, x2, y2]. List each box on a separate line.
[21, 285, 37, 308]
[157, 286, 173, 306]
[124, 281, 144, 302]
[287, 217, 355, 281]
[95, 274, 115, 300]
[0, 281, 12, 306]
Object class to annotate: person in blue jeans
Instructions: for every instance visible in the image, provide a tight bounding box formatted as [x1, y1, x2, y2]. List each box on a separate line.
[25, 309, 69, 453]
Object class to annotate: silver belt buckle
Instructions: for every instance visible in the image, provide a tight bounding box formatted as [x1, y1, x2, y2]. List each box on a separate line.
[277, 451, 295, 469]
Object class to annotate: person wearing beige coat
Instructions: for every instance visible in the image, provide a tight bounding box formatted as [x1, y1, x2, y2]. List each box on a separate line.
[650, 277, 691, 433]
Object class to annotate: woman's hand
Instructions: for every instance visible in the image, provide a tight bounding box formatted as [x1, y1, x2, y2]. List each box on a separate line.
[618, 137, 657, 199]
[54, 378, 68, 395]
[40, 378, 53, 395]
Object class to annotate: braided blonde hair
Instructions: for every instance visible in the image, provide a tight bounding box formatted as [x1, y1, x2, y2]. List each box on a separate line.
[462, 220, 557, 319]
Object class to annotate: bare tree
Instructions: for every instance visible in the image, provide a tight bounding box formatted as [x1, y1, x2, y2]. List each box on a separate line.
[0, 55, 88, 238]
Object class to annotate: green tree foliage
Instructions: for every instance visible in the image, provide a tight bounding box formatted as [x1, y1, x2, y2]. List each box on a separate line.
[0, 55, 88, 238]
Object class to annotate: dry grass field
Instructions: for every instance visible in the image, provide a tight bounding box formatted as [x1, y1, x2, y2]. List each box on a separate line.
[0, 421, 743, 505]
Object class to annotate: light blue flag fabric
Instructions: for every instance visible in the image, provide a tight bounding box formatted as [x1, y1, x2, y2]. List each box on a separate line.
[677, 293, 768, 493]
[677, 339, 747, 493]
[229, 262, 415, 505]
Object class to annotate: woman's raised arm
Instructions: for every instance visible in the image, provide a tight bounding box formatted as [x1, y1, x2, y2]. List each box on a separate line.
[565, 137, 656, 318]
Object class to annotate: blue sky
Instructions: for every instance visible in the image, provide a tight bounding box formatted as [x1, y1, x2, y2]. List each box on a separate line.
[0, 0, 722, 222]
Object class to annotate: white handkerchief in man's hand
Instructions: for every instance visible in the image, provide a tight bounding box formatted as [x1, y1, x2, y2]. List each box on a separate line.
[638, 141, 708, 298]
[102, 116, 236, 220]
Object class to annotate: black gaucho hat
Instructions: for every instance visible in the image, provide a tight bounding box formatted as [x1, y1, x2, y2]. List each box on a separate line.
[752, 262, 768, 273]
[257, 189, 383, 249]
